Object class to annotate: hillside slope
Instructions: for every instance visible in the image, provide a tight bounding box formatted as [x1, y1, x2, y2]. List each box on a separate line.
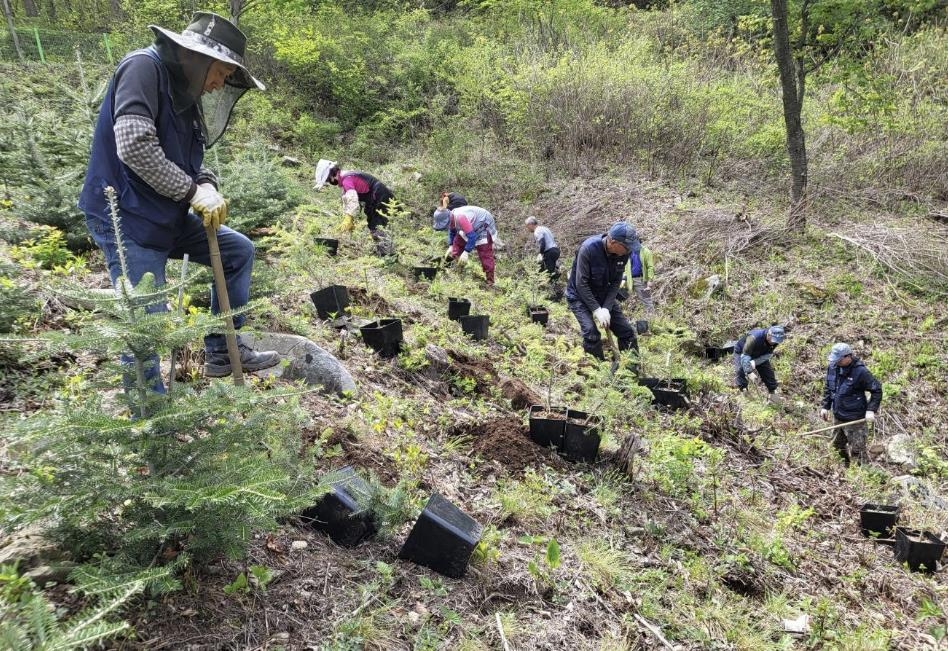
[110, 166, 948, 650]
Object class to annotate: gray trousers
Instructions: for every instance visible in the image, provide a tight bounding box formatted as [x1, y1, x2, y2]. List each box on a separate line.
[832, 417, 868, 465]
[631, 277, 655, 315]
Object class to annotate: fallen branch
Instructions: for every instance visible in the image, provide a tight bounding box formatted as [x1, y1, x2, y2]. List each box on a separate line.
[634, 613, 674, 649]
[495, 612, 512, 651]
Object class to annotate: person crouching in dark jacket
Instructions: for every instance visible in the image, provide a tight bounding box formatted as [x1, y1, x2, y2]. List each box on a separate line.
[821, 342, 882, 466]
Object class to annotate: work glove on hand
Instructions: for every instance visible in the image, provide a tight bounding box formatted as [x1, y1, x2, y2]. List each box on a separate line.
[865, 410, 876, 424]
[191, 183, 227, 230]
[457, 251, 470, 267]
[749, 360, 757, 371]
[336, 214, 355, 235]
[593, 307, 611, 328]
[820, 408, 830, 422]
[536, 253, 544, 263]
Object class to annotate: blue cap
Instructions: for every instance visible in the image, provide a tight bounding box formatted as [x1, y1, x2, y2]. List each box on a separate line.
[607, 222, 640, 254]
[433, 208, 451, 231]
[767, 325, 786, 344]
[827, 342, 853, 364]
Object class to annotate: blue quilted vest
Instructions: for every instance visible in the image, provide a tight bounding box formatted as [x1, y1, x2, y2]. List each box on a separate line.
[78, 47, 204, 250]
[566, 235, 629, 304]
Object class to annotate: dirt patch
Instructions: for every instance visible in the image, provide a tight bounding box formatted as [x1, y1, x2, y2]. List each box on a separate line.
[499, 377, 542, 410]
[321, 428, 399, 484]
[347, 286, 396, 316]
[455, 417, 564, 474]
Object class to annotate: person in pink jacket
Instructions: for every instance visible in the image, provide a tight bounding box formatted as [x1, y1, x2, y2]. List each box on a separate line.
[432, 197, 500, 286]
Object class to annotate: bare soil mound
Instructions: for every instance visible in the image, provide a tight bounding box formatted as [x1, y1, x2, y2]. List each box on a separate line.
[457, 416, 564, 474]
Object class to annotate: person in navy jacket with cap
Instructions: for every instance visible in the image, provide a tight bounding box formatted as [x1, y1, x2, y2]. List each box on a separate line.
[565, 222, 641, 363]
[821, 342, 882, 466]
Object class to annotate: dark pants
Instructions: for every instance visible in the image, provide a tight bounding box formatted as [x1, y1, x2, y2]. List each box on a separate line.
[540, 247, 560, 279]
[568, 300, 638, 360]
[364, 192, 395, 231]
[733, 355, 777, 392]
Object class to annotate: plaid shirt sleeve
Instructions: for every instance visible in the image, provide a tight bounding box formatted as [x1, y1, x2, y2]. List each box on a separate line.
[114, 114, 196, 202]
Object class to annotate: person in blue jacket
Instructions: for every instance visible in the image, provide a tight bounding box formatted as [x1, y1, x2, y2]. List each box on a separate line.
[565, 222, 640, 363]
[821, 343, 882, 466]
[78, 12, 279, 390]
[734, 325, 785, 400]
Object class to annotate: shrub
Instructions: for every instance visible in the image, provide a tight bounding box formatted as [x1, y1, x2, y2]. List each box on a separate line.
[217, 146, 304, 234]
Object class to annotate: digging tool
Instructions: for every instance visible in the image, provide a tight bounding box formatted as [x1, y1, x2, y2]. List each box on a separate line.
[168, 253, 189, 395]
[604, 328, 621, 375]
[204, 208, 244, 386]
[799, 418, 868, 438]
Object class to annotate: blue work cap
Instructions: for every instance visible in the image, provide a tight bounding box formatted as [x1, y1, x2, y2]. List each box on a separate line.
[767, 325, 786, 344]
[827, 342, 853, 364]
[607, 222, 640, 254]
[433, 208, 451, 231]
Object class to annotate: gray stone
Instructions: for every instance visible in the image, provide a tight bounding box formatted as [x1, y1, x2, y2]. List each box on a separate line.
[886, 434, 916, 468]
[25, 562, 76, 585]
[241, 333, 357, 396]
[892, 475, 948, 511]
[0, 525, 59, 568]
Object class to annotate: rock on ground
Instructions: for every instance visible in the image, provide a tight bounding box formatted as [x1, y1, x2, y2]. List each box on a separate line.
[242, 333, 357, 396]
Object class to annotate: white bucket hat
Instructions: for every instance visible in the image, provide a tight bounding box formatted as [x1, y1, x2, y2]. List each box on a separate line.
[314, 158, 337, 189]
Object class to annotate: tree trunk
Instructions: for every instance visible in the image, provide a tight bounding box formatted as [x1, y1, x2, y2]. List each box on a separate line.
[23, 0, 38, 16]
[770, 0, 808, 230]
[2, 0, 24, 63]
[109, 0, 123, 20]
[46, 0, 56, 22]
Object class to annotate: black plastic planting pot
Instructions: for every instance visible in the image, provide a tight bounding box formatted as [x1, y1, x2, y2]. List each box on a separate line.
[635, 319, 649, 335]
[460, 315, 489, 341]
[300, 466, 375, 547]
[310, 285, 350, 319]
[638, 378, 689, 410]
[448, 297, 471, 321]
[360, 319, 403, 358]
[314, 237, 339, 256]
[563, 408, 601, 463]
[705, 340, 737, 361]
[528, 305, 549, 326]
[860, 503, 900, 539]
[894, 527, 946, 573]
[398, 493, 482, 578]
[413, 266, 438, 281]
[528, 405, 567, 448]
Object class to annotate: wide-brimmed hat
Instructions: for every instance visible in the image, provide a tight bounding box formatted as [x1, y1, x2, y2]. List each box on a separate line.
[150, 12, 264, 91]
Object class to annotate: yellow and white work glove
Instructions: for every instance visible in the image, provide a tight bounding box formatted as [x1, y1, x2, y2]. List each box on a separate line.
[865, 410, 876, 424]
[593, 307, 611, 328]
[457, 251, 470, 267]
[191, 183, 227, 230]
[820, 408, 830, 421]
[336, 214, 355, 234]
[536, 253, 544, 263]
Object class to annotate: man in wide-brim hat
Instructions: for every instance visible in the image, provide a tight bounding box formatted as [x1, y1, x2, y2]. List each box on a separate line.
[78, 12, 279, 394]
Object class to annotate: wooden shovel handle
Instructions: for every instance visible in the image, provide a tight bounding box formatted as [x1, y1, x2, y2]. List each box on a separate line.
[205, 222, 244, 386]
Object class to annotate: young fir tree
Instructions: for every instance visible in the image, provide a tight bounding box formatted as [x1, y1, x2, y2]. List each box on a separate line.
[3, 187, 324, 581]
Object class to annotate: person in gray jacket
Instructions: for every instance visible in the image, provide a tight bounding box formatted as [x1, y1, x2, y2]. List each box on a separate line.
[525, 216, 562, 299]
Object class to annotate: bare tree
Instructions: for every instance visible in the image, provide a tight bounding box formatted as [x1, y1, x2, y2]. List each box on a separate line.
[228, 0, 261, 26]
[770, 0, 808, 230]
[23, 0, 38, 16]
[46, 0, 56, 22]
[2, 0, 24, 62]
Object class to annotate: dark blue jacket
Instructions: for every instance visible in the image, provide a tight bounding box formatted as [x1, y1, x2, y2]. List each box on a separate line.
[734, 327, 779, 373]
[566, 235, 629, 310]
[822, 358, 882, 421]
[78, 47, 203, 250]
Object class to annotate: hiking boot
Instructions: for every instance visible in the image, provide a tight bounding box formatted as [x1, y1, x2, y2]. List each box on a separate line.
[205, 342, 281, 378]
